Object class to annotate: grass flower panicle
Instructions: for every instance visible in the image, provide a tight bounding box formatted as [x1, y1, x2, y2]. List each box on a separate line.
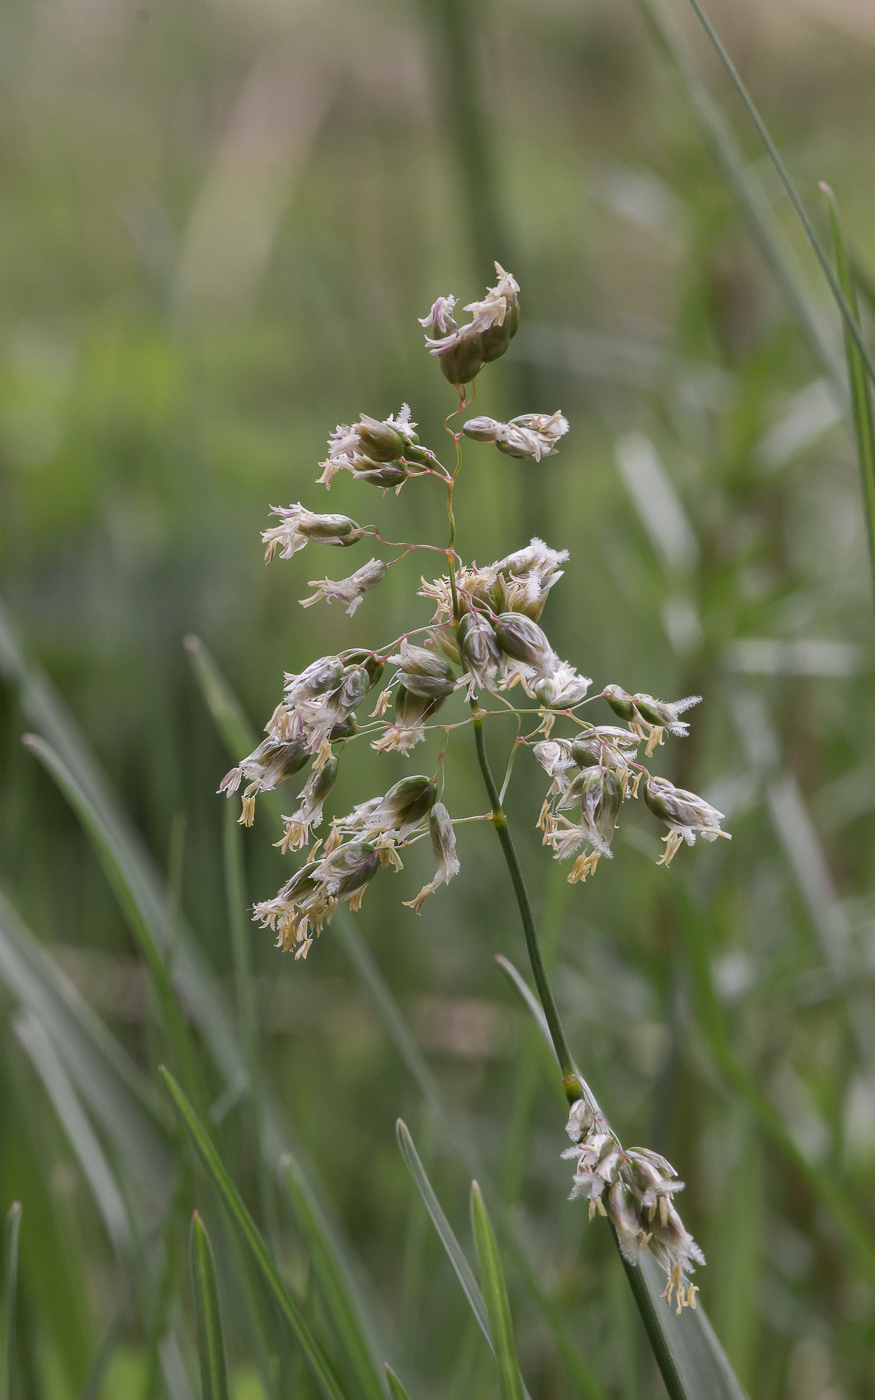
[228, 262, 732, 1343]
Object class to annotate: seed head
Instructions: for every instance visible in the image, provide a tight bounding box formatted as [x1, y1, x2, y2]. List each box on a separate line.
[533, 738, 576, 785]
[457, 611, 503, 696]
[643, 775, 730, 865]
[354, 775, 437, 838]
[490, 538, 569, 618]
[219, 732, 309, 825]
[318, 406, 419, 488]
[493, 612, 559, 675]
[284, 656, 346, 705]
[262, 504, 364, 561]
[300, 558, 387, 617]
[631, 692, 701, 738]
[371, 685, 446, 755]
[278, 756, 339, 851]
[532, 661, 591, 709]
[421, 263, 520, 386]
[404, 801, 461, 914]
[389, 640, 456, 699]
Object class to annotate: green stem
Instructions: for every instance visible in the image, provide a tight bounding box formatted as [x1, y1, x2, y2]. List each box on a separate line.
[470, 706, 578, 1097]
[685, 0, 875, 388]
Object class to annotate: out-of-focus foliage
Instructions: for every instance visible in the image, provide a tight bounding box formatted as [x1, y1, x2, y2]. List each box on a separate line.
[2, 0, 875, 1395]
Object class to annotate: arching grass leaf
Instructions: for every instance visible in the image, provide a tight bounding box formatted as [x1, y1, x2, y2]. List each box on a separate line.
[162, 1069, 346, 1400]
[469, 1185, 524, 1400]
[190, 1213, 231, 1400]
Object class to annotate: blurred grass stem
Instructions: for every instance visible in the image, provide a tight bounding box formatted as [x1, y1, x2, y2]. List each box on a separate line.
[684, 0, 875, 387]
[633, 0, 839, 385]
[822, 185, 875, 610]
[424, 0, 505, 278]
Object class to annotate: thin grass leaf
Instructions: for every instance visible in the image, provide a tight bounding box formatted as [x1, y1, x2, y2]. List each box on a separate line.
[631, 0, 840, 386]
[383, 1366, 412, 1400]
[223, 811, 283, 1264]
[494, 956, 553, 1060]
[627, 1254, 748, 1400]
[282, 1154, 386, 1400]
[423, 0, 505, 279]
[190, 1214, 232, 1400]
[347, 923, 603, 1400]
[14, 1011, 132, 1259]
[678, 888, 875, 1282]
[683, 0, 875, 387]
[821, 183, 875, 608]
[338, 920, 474, 1172]
[184, 636, 255, 760]
[469, 1185, 524, 1400]
[395, 1121, 492, 1351]
[77, 1220, 162, 1400]
[22, 734, 203, 1107]
[3, 1203, 21, 1400]
[0, 599, 245, 1090]
[161, 1069, 347, 1400]
[0, 886, 172, 1197]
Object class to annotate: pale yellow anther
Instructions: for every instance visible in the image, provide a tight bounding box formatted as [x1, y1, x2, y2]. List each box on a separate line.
[645, 726, 665, 758]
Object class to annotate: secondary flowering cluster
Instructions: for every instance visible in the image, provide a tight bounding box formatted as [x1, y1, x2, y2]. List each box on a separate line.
[251, 775, 458, 960]
[563, 1098, 705, 1313]
[221, 262, 728, 1308]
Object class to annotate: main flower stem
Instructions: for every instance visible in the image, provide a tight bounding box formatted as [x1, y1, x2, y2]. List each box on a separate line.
[470, 704, 579, 1101]
[446, 427, 577, 1100]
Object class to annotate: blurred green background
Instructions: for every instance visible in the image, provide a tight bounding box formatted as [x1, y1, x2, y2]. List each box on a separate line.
[2, 0, 875, 1395]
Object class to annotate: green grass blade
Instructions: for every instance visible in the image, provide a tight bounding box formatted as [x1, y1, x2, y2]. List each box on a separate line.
[223, 802, 281, 1253]
[190, 1213, 232, 1400]
[161, 1069, 347, 1400]
[395, 1121, 492, 1352]
[683, 0, 875, 388]
[23, 734, 202, 1106]
[494, 956, 553, 1059]
[3, 1203, 21, 1400]
[624, 1255, 748, 1400]
[354, 927, 604, 1400]
[469, 1185, 524, 1400]
[0, 599, 245, 1091]
[282, 1154, 386, 1400]
[383, 1366, 412, 1400]
[184, 637, 255, 759]
[821, 183, 875, 607]
[77, 1228, 158, 1400]
[0, 886, 172, 1197]
[423, 0, 505, 280]
[337, 919, 475, 1173]
[632, 0, 840, 385]
[679, 890, 875, 1283]
[14, 1010, 132, 1259]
